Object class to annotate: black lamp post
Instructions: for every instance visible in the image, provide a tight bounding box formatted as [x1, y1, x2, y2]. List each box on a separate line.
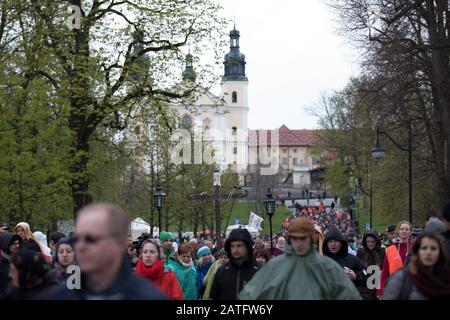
[264, 188, 276, 255]
[371, 121, 413, 224]
[153, 184, 165, 233]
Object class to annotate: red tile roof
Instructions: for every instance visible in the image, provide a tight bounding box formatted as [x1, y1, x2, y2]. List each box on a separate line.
[249, 125, 319, 147]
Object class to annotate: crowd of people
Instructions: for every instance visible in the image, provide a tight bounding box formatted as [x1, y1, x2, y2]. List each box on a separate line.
[0, 201, 450, 300]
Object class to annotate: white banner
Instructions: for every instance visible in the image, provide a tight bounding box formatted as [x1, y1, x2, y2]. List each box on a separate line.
[248, 212, 264, 231]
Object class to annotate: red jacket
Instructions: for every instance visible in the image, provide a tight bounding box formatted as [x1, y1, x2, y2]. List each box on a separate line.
[135, 259, 184, 300]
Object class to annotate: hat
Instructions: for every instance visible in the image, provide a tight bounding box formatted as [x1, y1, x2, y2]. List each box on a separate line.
[386, 225, 396, 233]
[412, 228, 423, 237]
[424, 220, 445, 234]
[160, 231, 173, 242]
[197, 246, 211, 259]
[287, 217, 315, 237]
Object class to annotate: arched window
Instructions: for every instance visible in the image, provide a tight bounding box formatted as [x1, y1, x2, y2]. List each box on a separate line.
[232, 91, 237, 103]
[232, 126, 237, 136]
[182, 114, 192, 128]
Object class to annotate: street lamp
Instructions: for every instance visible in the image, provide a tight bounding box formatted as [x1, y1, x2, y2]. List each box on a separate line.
[371, 122, 413, 224]
[264, 188, 276, 255]
[153, 184, 165, 233]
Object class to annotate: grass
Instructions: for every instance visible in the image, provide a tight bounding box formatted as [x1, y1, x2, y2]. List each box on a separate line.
[221, 201, 292, 235]
[353, 202, 396, 234]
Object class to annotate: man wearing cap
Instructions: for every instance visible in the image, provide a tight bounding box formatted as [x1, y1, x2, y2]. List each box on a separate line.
[384, 225, 396, 247]
[160, 231, 174, 266]
[210, 228, 259, 300]
[239, 217, 361, 300]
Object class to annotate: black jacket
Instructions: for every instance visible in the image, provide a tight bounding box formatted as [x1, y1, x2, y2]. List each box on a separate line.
[210, 228, 259, 300]
[0, 232, 22, 294]
[49, 257, 168, 300]
[323, 229, 367, 290]
[356, 231, 386, 300]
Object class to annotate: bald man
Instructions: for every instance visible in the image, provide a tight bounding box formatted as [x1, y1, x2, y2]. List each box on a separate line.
[50, 203, 167, 300]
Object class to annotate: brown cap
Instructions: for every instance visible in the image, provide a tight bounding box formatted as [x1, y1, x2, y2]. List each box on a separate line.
[287, 217, 315, 237]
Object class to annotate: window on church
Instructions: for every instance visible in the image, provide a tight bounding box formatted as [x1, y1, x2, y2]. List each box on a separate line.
[233, 147, 238, 154]
[232, 91, 237, 103]
[293, 158, 299, 166]
[232, 127, 237, 136]
[293, 149, 297, 153]
[182, 114, 192, 128]
[282, 158, 288, 165]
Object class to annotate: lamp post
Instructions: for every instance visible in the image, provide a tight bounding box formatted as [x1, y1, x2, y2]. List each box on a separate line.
[213, 170, 222, 250]
[264, 188, 276, 255]
[371, 121, 413, 224]
[153, 184, 165, 233]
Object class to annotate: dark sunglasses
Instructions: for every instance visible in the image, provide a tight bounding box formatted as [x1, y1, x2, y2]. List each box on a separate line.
[72, 233, 115, 245]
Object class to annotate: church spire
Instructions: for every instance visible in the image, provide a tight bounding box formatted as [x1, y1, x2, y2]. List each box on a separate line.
[223, 24, 247, 81]
[182, 51, 197, 82]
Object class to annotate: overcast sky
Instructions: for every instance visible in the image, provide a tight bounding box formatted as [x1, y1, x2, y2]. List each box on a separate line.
[211, 0, 361, 130]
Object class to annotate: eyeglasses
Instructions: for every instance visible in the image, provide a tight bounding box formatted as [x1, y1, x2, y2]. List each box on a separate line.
[72, 233, 116, 245]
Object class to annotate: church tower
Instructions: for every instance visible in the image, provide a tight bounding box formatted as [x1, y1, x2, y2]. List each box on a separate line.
[221, 25, 249, 179]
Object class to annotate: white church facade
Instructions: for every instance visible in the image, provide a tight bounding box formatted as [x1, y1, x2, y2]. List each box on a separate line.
[169, 27, 327, 189]
[169, 27, 250, 182]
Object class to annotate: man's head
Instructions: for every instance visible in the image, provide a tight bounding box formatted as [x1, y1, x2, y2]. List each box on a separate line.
[203, 240, 213, 250]
[127, 235, 133, 248]
[225, 228, 253, 261]
[229, 240, 248, 260]
[323, 229, 347, 257]
[0, 232, 22, 256]
[386, 225, 396, 241]
[73, 203, 129, 275]
[160, 232, 173, 251]
[287, 217, 315, 256]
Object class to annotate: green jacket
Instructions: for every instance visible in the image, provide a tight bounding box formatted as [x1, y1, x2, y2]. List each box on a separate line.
[166, 255, 197, 300]
[239, 243, 362, 300]
[202, 259, 222, 300]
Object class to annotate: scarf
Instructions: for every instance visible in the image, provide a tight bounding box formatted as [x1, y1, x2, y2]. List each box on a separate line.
[408, 256, 450, 300]
[135, 259, 164, 282]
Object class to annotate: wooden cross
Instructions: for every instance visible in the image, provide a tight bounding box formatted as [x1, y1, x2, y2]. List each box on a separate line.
[188, 184, 246, 250]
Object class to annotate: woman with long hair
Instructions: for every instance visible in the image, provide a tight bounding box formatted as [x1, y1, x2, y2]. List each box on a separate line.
[382, 232, 450, 299]
[14, 223, 50, 262]
[135, 239, 183, 300]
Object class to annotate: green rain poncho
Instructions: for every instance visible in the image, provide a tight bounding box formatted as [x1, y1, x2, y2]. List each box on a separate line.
[239, 243, 362, 300]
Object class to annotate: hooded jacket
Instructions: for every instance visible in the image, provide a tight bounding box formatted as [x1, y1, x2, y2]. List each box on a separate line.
[357, 231, 386, 269]
[210, 228, 259, 300]
[239, 241, 362, 300]
[0, 232, 22, 293]
[322, 229, 367, 290]
[166, 254, 198, 300]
